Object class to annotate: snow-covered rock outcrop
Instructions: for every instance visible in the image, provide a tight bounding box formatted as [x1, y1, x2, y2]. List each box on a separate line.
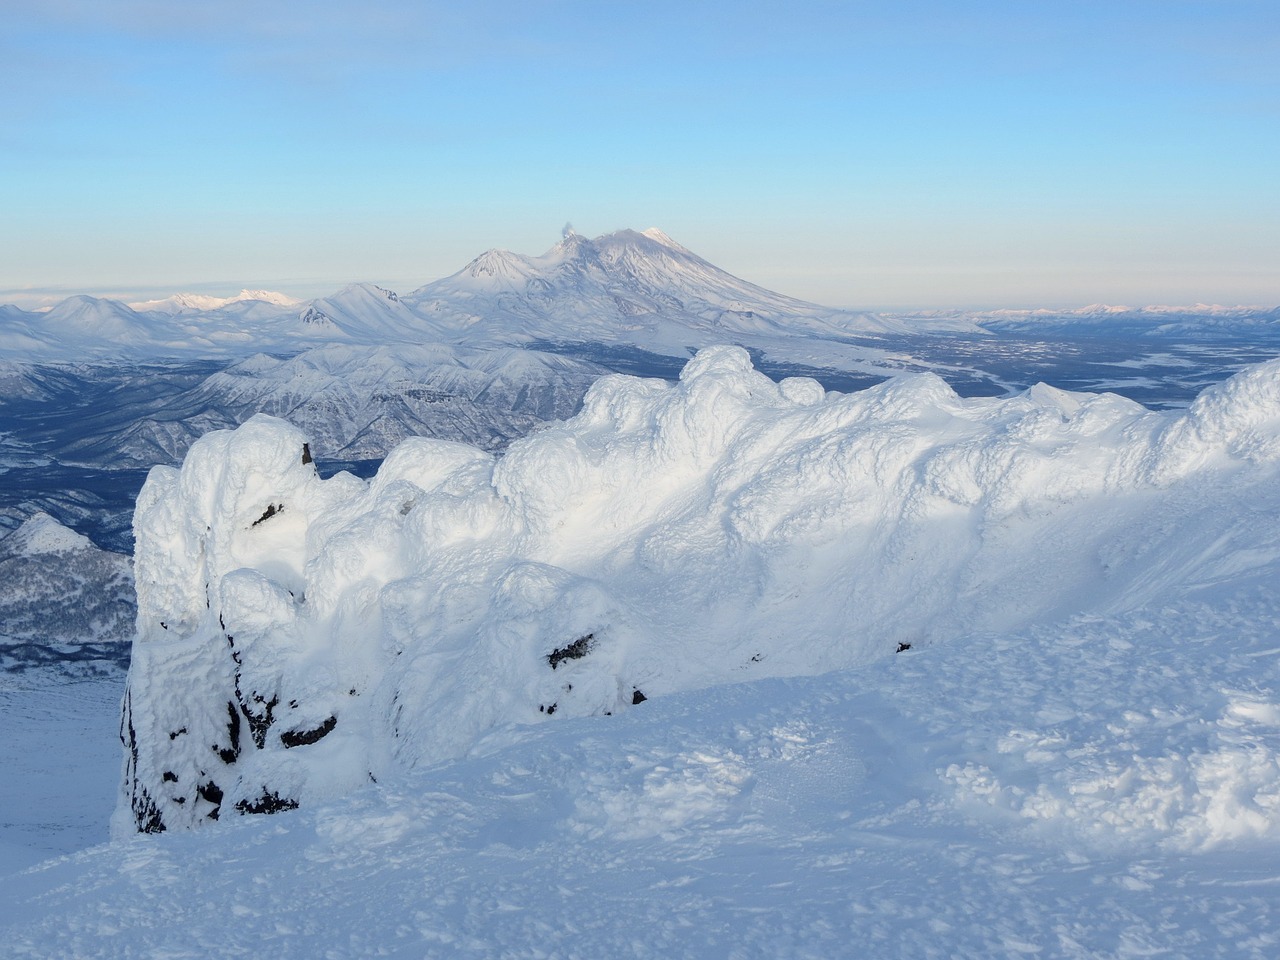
[117, 347, 1280, 834]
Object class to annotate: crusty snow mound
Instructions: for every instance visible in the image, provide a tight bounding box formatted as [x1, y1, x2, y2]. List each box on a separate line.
[117, 346, 1280, 834]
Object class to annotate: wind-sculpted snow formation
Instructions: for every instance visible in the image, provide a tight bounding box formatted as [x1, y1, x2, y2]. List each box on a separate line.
[117, 346, 1280, 834]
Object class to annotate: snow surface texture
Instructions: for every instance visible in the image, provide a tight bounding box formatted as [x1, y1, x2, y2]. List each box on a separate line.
[117, 346, 1280, 841]
[7, 592, 1280, 957]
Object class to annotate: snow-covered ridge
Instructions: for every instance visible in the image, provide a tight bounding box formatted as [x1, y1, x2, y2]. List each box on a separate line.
[0, 228, 951, 366]
[5, 231, 1278, 365]
[0, 513, 133, 653]
[128, 290, 300, 313]
[3, 511, 94, 556]
[118, 347, 1280, 834]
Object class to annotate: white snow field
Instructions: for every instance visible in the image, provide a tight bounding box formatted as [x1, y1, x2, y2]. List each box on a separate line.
[4, 348, 1280, 957]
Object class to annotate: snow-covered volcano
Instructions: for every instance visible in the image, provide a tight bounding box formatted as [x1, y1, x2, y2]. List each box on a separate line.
[406, 228, 905, 347]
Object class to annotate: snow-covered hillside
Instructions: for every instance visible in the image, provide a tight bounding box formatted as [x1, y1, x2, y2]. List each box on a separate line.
[2, 349, 1280, 955]
[37, 344, 608, 470]
[117, 347, 1280, 838]
[0, 513, 133, 670]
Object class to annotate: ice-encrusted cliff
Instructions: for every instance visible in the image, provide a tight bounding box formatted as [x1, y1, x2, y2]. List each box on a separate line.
[116, 347, 1280, 833]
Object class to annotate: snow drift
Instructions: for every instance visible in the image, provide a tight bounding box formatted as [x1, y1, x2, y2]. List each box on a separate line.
[117, 347, 1280, 834]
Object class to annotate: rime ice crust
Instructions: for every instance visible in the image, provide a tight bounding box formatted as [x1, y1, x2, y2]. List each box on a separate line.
[117, 347, 1280, 834]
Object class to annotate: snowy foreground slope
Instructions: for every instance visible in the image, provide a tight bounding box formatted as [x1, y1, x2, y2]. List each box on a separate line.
[4, 592, 1280, 956]
[4, 348, 1280, 956]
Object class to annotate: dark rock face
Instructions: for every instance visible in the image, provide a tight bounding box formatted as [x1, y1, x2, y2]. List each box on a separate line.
[280, 715, 337, 748]
[547, 634, 593, 670]
[234, 791, 299, 816]
[251, 503, 283, 527]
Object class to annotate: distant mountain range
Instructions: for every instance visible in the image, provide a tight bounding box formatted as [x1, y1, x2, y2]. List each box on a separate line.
[0, 229, 932, 365]
[6, 228, 1275, 363]
[3, 228, 1279, 554]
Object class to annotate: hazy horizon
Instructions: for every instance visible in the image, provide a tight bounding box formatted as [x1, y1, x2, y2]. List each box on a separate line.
[2, 234, 1276, 317]
[3, 2, 1277, 311]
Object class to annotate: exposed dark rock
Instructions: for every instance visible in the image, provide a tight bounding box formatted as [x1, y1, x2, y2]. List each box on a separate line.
[280, 715, 337, 749]
[196, 780, 224, 820]
[162, 770, 178, 783]
[132, 787, 165, 834]
[896, 642, 912, 653]
[631, 688, 647, 705]
[217, 700, 241, 764]
[251, 503, 283, 527]
[235, 791, 300, 816]
[235, 671, 278, 749]
[547, 633, 593, 670]
[301, 443, 313, 465]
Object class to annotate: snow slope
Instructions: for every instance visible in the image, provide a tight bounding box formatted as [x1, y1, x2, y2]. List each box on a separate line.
[116, 347, 1280, 837]
[3, 351, 1280, 956]
[0, 514, 132, 870]
[4, 592, 1280, 957]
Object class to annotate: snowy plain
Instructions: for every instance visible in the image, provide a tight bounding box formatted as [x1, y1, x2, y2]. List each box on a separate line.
[2, 230, 1280, 957]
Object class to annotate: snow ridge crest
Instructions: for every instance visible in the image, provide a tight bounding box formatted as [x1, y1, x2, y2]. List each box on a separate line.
[117, 350, 1280, 834]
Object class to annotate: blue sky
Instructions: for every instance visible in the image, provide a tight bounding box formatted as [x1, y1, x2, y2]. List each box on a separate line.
[1, 0, 1277, 309]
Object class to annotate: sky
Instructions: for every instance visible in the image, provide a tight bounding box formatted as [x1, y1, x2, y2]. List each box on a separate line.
[1, 0, 1277, 310]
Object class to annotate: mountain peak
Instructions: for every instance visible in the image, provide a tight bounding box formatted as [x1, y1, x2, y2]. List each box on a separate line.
[463, 248, 533, 285]
[640, 227, 684, 250]
[130, 290, 299, 313]
[230, 290, 300, 307]
[4, 512, 92, 556]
